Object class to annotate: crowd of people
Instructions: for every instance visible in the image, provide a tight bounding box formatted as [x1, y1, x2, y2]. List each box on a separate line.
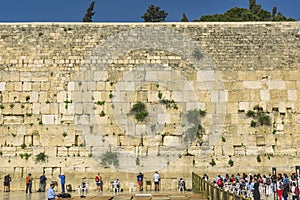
[209, 172, 300, 200]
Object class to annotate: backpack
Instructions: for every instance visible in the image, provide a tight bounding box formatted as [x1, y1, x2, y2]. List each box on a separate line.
[295, 186, 300, 196]
[25, 176, 31, 184]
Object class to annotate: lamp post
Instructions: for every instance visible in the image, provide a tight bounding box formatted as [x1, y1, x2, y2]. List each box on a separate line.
[272, 167, 278, 200]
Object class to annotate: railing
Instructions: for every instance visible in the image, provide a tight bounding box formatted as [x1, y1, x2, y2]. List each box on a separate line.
[192, 172, 251, 200]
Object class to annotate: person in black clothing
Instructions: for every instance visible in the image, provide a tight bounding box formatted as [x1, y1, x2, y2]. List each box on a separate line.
[3, 174, 11, 192]
[253, 178, 260, 200]
[39, 172, 47, 192]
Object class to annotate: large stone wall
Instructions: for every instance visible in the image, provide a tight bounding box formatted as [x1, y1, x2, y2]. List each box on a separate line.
[0, 22, 299, 190]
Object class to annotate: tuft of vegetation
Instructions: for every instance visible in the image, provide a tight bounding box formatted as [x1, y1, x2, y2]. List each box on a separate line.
[257, 155, 261, 163]
[21, 143, 27, 149]
[228, 159, 234, 167]
[99, 110, 106, 117]
[159, 99, 178, 110]
[96, 101, 105, 106]
[184, 109, 206, 144]
[101, 151, 119, 167]
[246, 105, 271, 127]
[222, 137, 226, 142]
[130, 102, 149, 122]
[35, 152, 48, 163]
[20, 153, 31, 161]
[209, 158, 216, 167]
[136, 157, 140, 166]
[62, 132, 67, 137]
[158, 91, 163, 99]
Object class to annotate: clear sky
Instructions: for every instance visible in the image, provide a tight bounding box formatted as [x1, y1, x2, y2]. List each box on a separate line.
[0, 0, 299, 22]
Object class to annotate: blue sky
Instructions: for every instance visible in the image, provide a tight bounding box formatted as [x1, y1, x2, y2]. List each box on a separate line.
[0, 0, 298, 22]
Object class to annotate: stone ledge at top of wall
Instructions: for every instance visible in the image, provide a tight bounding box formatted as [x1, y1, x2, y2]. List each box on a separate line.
[0, 21, 298, 27]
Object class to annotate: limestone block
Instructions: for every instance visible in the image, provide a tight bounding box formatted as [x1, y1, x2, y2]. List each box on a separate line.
[67, 82, 75, 91]
[279, 102, 286, 113]
[198, 70, 215, 81]
[20, 72, 32, 81]
[13, 82, 22, 91]
[0, 82, 6, 91]
[260, 90, 270, 101]
[6, 82, 14, 91]
[243, 81, 262, 89]
[32, 103, 41, 114]
[38, 92, 48, 102]
[57, 91, 67, 103]
[163, 136, 181, 146]
[32, 82, 41, 90]
[94, 71, 108, 81]
[238, 102, 249, 112]
[145, 71, 157, 81]
[3, 115, 24, 124]
[157, 71, 172, 81]
[219, 91, 228, 102]
[268, 81, 285, 90]
[75, 115, 90, 125]
[288, 90, 297, 101]
[250, 90, 260, 101]
[40, 103, 50, 114]
[41, 82, 51, 91]
[31, 92, 39, 102]
[42, 115, 58, 125]
[22, 82, 32, 91]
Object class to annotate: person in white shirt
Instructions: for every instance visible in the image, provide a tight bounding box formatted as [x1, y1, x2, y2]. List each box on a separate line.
[153, 171, 160, 191]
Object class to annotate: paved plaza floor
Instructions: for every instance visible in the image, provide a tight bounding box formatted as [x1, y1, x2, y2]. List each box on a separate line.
[0, 190, 205, 200]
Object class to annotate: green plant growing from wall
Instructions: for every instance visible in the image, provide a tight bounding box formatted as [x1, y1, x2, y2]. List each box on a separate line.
[246, 105, 271, 127]
[35, 152, 48, 163]
[64, 99, 72, 109]
[136, 157, 140, 165]
[20, 153, 31, 161]
[159, 99, 178, 110]
[222, 137, 226, 142]
[158, 91, 163, 99]
[184, 109, 206, 144]
[0, 104, 4, 109]
[62, 132, 68, 137]
[88, 153, 93, 157]
[21, 143, 27, 149]
[101, 151, 119, 168]
[109, 93, 114, 99]
[99, 110, 106, 117]
[9, 103, 14, 109]
[209, 158, 216, 166]
[130, 102, 149, 122]
[257, 155, 261, 163]
[228, 159, 234, 167]
[96, 101, 105, 106]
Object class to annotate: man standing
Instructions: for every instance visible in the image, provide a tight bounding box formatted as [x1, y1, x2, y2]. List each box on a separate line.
[153, 171, 160, 191]
[47, 182, 59, 200]
[25, 173, 33, 193]
[58, 173, 66, 193]
[137, 172, 144, 191]
[39, 172, 47, 192]
[3, 174, 11, 192]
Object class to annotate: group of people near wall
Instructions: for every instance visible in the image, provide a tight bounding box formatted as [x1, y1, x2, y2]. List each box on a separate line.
[2, 170, 186, 199]
[211, 172, 300, 200]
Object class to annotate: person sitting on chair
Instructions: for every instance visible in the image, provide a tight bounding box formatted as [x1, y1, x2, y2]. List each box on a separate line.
[78, 180, 87, 196]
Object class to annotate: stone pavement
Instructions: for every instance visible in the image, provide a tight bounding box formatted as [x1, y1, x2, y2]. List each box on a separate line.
[0, 190, 205, 200]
